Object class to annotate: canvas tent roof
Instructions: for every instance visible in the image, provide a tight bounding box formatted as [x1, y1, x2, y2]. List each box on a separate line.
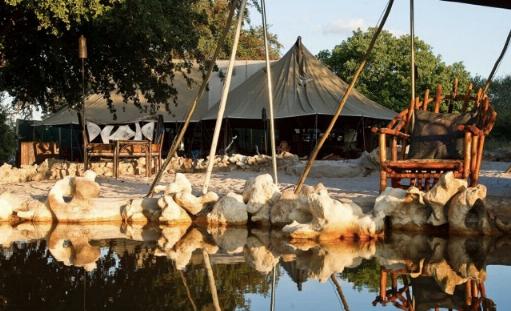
[41, 60, 268, 126]
[40, 66, 210, 125]
[202, 37, 396, 121]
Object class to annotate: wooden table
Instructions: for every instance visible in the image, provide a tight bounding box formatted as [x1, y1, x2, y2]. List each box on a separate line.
[114, 140, 152, 178]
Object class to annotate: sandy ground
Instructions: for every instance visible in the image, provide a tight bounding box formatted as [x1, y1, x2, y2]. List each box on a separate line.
[2, 160, 511, 213]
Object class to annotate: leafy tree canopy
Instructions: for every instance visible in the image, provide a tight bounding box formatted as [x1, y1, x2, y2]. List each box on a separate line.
[317, 28, 472, 112]
[0, 0, 282, 115]
[0, 94, 16, 164]
[473, 75, 511, 139]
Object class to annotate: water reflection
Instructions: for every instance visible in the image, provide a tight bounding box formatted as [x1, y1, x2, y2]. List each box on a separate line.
[0, 223, 509, 310]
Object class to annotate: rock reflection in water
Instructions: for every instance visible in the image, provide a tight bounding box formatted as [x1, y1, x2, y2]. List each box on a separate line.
[0, 224, 509, 310]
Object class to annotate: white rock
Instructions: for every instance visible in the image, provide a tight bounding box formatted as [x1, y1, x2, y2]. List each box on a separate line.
[424, 172, 467, 226]
[242, 174, 280, 214]
[122, 198, 161, 223]
[373, 187, 429, 231]
[175, 191, 219, 215]
[158, 195, 192, 224]
[207, 192, 248, 225]
[447, 185, 489, 235]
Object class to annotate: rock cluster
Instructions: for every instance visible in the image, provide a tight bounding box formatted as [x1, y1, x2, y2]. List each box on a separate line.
[0, 152, 300, 184]
[373, 172, 498, 235]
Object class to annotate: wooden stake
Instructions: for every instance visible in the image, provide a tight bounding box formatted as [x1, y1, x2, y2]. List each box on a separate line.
[203, 250, 221, 311]
[203, 0, 247, 194]
[294, 0, 395, 193]
[484, 29, 511, 94]
[261, 0, 278, 185]
[146, 2, 237, 197]
[330, 274, 350, 311]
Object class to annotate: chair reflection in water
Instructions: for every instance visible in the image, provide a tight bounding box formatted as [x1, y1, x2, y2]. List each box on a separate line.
[373, 267, 495, 311]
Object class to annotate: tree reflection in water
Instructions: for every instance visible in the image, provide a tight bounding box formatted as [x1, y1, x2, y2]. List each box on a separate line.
[0, 224, 509, 311]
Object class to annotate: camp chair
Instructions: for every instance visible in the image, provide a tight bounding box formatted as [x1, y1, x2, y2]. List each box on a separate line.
[372, 80, 496, 192]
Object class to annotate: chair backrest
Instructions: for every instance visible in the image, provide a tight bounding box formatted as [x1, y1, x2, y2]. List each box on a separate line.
[384, 80, 496, 160]
[78, 112, 166, 144]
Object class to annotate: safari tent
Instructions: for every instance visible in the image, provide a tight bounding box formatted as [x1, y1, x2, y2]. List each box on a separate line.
[38, 38, 396, 158]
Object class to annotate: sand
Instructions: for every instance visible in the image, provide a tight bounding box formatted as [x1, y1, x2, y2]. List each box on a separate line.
[1, 160, 510, 213]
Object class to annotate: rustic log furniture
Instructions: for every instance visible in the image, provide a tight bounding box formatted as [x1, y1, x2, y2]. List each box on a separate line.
[372, 80, 496, 192]
[79, 113, 165, 177]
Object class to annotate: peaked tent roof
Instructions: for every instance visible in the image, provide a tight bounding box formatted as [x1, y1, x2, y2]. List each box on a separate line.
[202, 37, 396, 121]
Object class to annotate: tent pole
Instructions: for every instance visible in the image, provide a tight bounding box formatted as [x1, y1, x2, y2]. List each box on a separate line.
[146, 1, 237, 197]
[261, 0, 278, 184]
[484, 28, 511, 94]
[410, 0, 415, 101]
[202, 0, 247, 194]
[294, 0, 394, 194]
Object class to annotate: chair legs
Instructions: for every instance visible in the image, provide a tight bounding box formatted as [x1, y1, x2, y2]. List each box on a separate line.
[379, 170, 387, 192]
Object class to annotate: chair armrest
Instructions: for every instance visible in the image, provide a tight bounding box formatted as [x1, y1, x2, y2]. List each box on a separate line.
[371, 127, 410, 140]
[457, 124, 483, 136]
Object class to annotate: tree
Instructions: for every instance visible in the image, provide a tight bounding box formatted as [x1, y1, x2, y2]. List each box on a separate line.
[0, 96, 16, 164]
[473, 75, 511, 139]
[196, 0, 282, 60]
[317, 28, 472, 112]
[0, 0, 282, 116]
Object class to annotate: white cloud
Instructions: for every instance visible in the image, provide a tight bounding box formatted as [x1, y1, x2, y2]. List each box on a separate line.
[322, 18, 366, 35]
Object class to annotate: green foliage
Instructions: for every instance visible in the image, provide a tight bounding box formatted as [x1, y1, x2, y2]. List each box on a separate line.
[0, 0, 282, 115]
[0, 0, 208, 114]
[0, 104, 16, 164]
[196, 0, 282, 61]
[339, 258, 381, 292]
[317, 28, 472, 112]
[4, 0, 123, 35]
[473, 75, 511, 139]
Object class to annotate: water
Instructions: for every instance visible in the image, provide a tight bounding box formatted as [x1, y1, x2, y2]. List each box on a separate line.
[0, 223, 509, 310]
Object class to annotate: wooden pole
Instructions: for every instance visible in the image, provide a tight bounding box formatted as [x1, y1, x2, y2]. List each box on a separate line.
[179, 270, 198, 311]
[484, 28, 511, 94]
[330, 274, 350, 311]
[261, 0, 278, 185]
[294, 0, 395, 193]
[410, 0, 415, 101]
[146, 2, 236, 197]
[203, 0, 247, 194]
[203, 250, 221, 311]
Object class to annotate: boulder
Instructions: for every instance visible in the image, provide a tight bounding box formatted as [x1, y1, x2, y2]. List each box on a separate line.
[270, 188, 312, 226]
[306, 183, 376, 240]
[121, 198, 160, 224]
[424, 172, 467, 226]
[447, 185, 490, 235]
[174, 191, 219, 215]
[207, 192, 248, 225]
[373, 187, 430, 231]
[242, 174, 280, 215]
[154, 173, 192, 196]
[158, 195, 192, 225]
[48, 171, 126, 223]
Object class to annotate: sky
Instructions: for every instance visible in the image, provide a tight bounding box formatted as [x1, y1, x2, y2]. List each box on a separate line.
[248, 0, 511, 77]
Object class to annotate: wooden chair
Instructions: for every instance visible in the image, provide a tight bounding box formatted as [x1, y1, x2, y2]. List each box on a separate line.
[78, 113, 115, 171]
[372, 79, 497, 192]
